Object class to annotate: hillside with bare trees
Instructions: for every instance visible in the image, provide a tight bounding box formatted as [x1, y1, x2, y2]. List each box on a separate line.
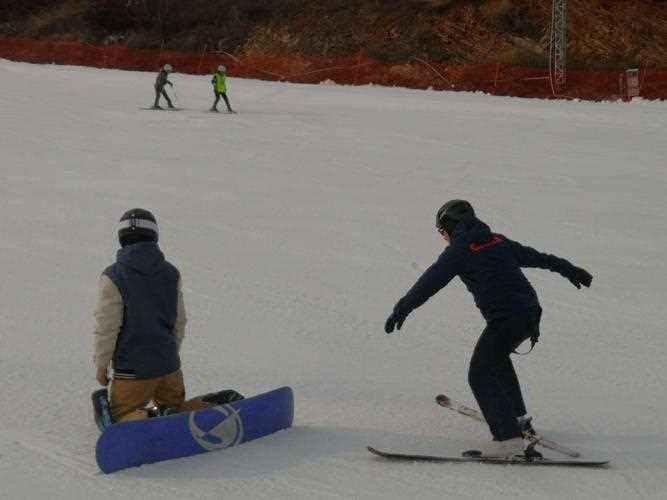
[2, 1, 667, 99]
[2, 1, 666, 70]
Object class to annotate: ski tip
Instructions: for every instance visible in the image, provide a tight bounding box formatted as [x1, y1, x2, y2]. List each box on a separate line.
[435, 394, 450, 405]
[367, 446, 387, 458]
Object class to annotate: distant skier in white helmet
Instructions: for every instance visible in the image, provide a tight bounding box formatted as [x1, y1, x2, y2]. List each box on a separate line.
[210, 65, 235, 113]
[153, 63, 175, 109]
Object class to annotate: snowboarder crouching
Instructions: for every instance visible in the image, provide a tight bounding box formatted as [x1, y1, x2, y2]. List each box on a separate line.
[384, 200, 592, 458]
[92, 208, 242, 429]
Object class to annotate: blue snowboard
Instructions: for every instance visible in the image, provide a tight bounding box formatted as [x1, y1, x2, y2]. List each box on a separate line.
[96, 386, 294, 473]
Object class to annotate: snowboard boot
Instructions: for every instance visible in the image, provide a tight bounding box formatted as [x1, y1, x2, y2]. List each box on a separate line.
[91, 388, 114, 432]
[200, 389, 245, 406]
[463, 437, 526, 459]
[144, 403, 160, 418]
[156, 404, 179, 416]
[141, 403, 178, 418]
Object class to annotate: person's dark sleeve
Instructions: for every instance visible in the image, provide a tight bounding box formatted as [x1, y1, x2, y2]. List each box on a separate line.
[506, 238, 577, 277]
[394, 249, 461, 316]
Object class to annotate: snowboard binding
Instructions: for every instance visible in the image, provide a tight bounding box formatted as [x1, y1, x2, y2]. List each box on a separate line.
[200, 389, 245, 406]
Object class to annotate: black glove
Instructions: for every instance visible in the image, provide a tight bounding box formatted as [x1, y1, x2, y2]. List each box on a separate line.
[568, 266, 592, 289]
[167, 81, 174, 87]
[385, 309, 408, 334]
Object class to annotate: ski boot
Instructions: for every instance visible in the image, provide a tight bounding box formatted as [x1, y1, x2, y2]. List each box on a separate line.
[518, 415, 535, 436]
[517, 416, 544, 458]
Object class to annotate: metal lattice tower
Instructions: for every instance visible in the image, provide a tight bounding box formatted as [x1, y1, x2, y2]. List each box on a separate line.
[551, 0, 567, 92]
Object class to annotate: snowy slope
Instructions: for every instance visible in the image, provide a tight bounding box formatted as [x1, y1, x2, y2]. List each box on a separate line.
[1, 58, 666, 499]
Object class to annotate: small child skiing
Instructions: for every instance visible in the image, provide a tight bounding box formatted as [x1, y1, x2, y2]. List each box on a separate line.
[92, 208, 242, 430]
[210, 65, 235, 113]
[384, 200, 592, 458]
[153, 63, 175, 109]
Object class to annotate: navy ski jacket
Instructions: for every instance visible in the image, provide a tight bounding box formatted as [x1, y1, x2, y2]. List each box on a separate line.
[104, 242, 181, 380]
[393, 216, 581, 322]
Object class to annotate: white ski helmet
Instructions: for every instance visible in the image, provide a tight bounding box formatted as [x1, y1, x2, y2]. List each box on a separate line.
[218, 65, 226, 73]
[163, 63, 173, 72]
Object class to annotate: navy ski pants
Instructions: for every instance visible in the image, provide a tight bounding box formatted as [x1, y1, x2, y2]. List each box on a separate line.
[468, 306, 541, 441]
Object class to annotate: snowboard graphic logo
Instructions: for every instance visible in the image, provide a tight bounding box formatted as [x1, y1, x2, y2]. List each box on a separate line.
[188, 404, 244, 451]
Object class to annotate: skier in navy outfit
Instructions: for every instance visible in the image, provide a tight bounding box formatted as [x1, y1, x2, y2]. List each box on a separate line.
[384, 200, 592, 458]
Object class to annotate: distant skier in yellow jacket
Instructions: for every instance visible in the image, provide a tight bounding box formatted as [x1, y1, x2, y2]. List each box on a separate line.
[210, 65, 235, 113]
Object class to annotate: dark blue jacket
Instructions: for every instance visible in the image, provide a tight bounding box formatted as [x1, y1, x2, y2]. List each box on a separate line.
[394, 216, 579, 322]
[104, 242, 181, 380]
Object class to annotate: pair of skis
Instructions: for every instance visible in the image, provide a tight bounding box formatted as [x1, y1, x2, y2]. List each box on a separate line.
[140, 106, 183, 111]
[435, 394, 580, 458]
[368, 394, 608, 467]
[140, 107, 237, 113]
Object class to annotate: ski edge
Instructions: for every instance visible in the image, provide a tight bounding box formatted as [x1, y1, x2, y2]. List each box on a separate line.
[435, 394, 582, 459]
[368, 446, 609, 467]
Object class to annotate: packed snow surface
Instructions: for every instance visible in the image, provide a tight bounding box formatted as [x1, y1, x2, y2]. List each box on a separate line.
[1, 59, 666, 499]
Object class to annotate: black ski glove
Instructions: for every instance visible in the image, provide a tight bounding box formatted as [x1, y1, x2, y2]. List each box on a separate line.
[568, 266, 592, 289]
[385, 309, 408, 334]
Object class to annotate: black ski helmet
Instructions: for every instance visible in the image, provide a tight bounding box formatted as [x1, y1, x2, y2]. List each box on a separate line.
[436, 200, 474, 236]
[118, 208, 159, 246]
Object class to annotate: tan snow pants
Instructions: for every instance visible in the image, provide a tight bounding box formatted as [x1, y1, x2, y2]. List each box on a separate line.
[110, 369, 211, 422]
